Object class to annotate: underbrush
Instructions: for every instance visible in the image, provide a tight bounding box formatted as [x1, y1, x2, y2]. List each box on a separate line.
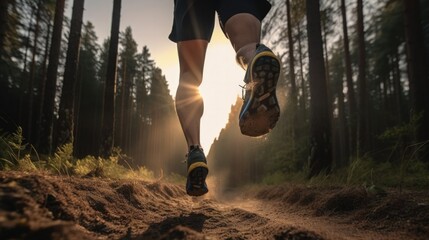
[261, 156, 429, 191]
[261, 117, 429, 191]
[0, 128, 183, 182]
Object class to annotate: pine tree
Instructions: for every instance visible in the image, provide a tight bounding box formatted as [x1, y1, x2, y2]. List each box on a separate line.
[306, 0, 332, 177]
[340, 0, 357, 155]
[117, 26, 138, 152]
[25, 0, 44, 142]
[330, 39, 349, 167]
[56, 0, 85, 150]
[0, 0, 23, 134]
[39, 0, 65, 154]
[403, 0, 429, 162]
[74, 21, 102, 158]
[285, 0, 297, 155]
[100, 0, 121, 158]
[134, 45, 154, 163]
[356, 0, 370, 155]
[145, 67, 187, 175]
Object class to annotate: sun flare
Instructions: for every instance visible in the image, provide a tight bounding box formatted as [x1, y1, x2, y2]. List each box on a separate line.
[162, 43, 243, 151]
[158, 17, 245, 152]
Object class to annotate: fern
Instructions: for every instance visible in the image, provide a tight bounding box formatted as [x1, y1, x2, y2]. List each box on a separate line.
[0, 127, 26, 166]
[16, 154, 37, 172]
[0, 127, 39, 171]
[48, 143, 74, 176]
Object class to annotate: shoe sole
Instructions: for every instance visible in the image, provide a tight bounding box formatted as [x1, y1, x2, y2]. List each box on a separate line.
[239, 51, 280, 137]
[186, 166, 208, 196]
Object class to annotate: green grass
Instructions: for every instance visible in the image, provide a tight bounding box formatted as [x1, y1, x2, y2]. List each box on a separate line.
[0, 128, 159, 181]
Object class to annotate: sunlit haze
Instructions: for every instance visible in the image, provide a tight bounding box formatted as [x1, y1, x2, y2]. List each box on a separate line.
[76, 0, 243, 151]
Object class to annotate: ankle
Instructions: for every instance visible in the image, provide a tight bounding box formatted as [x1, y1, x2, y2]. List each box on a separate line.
[236, 43, 258, 69]
[189, 145, 203, 152]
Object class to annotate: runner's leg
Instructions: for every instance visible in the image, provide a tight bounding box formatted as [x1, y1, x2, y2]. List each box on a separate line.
[175, 40, 208, 147]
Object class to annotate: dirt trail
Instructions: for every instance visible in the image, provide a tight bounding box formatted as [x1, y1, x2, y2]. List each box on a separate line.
[230, 199, 402, 240]
[0, 172, 428, 239]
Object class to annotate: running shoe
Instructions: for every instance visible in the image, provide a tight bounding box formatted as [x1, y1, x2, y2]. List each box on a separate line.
[185, 145, 208, 196]
[239, 44, 281, 137]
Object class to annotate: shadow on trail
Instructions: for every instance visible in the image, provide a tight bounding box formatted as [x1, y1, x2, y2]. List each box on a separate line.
[138, 213, 207, 239]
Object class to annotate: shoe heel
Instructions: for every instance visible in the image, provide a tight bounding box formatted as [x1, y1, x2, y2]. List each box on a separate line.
[186, 167, 209, 196]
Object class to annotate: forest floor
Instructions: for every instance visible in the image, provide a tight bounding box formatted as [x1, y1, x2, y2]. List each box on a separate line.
[1, 171, 428, 240]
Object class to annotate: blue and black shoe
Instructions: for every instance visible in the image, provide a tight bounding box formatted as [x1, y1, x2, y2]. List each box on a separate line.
[185, 145, 208, 196]
[239, 44, 281, 137]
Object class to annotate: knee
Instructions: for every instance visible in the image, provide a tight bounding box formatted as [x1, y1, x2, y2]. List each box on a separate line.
[179, 70, 203, 87]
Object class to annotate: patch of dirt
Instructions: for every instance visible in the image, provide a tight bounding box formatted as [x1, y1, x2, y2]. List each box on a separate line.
[252, 184, 429, 239]
[0, 171, 428, 239]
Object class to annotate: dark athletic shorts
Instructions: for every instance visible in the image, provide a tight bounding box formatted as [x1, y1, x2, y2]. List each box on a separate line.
[169, 0, 272, 42]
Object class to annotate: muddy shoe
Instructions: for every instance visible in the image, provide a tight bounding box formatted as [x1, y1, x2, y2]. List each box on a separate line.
[239, 44, 281, 137]
[185, 145, 208, 196]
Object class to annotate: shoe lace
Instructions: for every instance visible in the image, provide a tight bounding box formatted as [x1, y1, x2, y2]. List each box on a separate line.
[239, 84, 246, 100]
[239, 83, 255, 100]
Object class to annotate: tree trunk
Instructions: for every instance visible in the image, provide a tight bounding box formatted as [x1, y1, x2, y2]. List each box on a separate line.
[56, 0, 85, 149]
[321, 8, 335, 166]
[27, 0, 43, 143]
[404, 0, 429, 162]
[73, 55, 83, 156]
[392, 51, 404, 124]
[36, 17, 52, 147]
[306, 0, 332, 177]
[340, 0, 357, 156]
[100, 0, 122, 158]
[39, 0, 65, 154]
[337, 85, 349, 167]
[297, 23, 307, 117]
[356, 0, 369, 155]
[321, 12, 330, 89]
[18, 4, 35, 130]
[119, 60, 127, 150]
[286, 0, 297, 159]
